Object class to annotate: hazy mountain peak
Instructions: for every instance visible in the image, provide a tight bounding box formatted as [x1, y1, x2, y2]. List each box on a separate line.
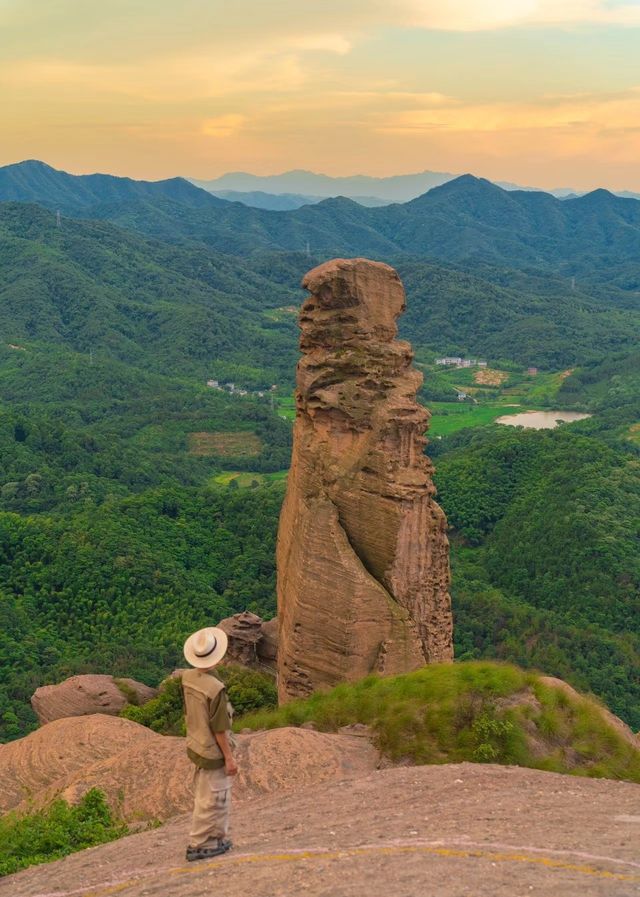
[408, 173, 505, 207]
[576, 187, 616, 201]
[314, 194, 363, 209]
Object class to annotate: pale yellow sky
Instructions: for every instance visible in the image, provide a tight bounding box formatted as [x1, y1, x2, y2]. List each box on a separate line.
[2, 0, 640, 189]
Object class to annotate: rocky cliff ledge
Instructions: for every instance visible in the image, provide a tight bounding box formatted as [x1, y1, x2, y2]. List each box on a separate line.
[277, 258, 453, 702]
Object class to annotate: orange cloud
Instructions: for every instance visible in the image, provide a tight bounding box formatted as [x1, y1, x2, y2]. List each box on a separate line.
[202, 114, 247, 138]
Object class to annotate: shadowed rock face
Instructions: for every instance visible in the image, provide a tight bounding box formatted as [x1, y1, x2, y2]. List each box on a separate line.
[277, 258, 453, 702]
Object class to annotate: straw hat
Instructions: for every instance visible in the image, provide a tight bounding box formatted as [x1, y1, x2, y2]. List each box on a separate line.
[183, 627, 228, 669]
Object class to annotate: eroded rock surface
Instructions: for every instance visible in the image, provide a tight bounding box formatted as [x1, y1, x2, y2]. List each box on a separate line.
[277, 258, 453, 702]
[217, 611, 278, 671]
[0, 715, 158, 813]
[31, 674, 157, 724]
[0, 716, 378, 823]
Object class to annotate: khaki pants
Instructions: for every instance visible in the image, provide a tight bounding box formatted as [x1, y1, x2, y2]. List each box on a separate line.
[189, 766, 232, 848]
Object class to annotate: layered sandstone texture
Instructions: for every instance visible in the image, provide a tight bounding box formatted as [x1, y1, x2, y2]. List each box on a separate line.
[31, 674, 157, 724]
[217, 611, 278, 671]
[277, 258, 453, 702]
[0, 716, 378, 823]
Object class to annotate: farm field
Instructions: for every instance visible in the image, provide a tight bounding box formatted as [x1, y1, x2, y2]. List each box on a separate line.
[187, 431, 263, 457]
[428, 365, 563, 399]
[427, 402, 525, 437]
[277, 396, 296, 420]
[211, 470, 289, 488]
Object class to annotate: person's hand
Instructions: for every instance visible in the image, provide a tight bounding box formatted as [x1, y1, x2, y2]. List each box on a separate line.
[225, 757, 238, 776]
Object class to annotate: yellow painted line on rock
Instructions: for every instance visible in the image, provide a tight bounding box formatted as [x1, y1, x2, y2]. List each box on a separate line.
[68, 842, 640, 897]
[176, 844, 640, 882]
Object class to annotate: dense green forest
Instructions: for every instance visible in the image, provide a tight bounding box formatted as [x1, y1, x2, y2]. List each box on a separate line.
[0, 172, 638, 742]
[0, 203, 300, 385]
[0, 485, 283, 739]
[1, 381, 638, 739]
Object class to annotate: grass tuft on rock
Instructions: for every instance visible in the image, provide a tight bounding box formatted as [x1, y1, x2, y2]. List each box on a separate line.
[237, 661, 640, 783]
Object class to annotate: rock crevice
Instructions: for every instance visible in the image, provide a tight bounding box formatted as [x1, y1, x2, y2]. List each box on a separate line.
[277, 258, 453, 702]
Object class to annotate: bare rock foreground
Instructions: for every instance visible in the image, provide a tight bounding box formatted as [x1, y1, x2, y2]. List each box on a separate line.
[3, 764, 639, 897]
[277, 259, 453, 702]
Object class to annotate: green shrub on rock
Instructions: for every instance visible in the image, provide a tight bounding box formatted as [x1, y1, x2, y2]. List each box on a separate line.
[0, 789, 126, 877]
[121, 676, 185, 735]
[217, 664, 278, 716]
[120, 664, 277, 735]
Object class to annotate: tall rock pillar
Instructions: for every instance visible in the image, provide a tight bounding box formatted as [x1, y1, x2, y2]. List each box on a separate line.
[276, 258, 453, 702]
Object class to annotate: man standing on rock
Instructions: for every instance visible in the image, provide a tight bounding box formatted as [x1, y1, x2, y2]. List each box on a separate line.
[182, 626, 238, 862]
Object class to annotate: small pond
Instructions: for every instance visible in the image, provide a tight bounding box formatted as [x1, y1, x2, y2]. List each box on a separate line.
[496, 410, 592, 430]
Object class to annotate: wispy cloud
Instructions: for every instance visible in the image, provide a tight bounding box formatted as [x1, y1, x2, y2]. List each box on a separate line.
[376, 87, 640, 135]
[403, 0, 640, 29]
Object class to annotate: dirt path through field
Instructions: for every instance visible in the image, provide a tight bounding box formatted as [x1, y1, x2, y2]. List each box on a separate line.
[4, 763, 639, 897]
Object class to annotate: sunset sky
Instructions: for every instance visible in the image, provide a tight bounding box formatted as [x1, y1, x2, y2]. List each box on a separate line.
[2, 0, 640, 190]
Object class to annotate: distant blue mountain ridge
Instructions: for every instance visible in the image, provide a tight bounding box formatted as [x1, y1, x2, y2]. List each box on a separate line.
[191, 167, 640, 206]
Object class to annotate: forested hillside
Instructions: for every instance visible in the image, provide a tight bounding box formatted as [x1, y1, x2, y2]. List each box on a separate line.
[2, 398, 638, 740]
[432, 423, 639, 726]
[2, 203, 639, 378]
[0, 203, 299, 385]
[0, 165, 638, 742]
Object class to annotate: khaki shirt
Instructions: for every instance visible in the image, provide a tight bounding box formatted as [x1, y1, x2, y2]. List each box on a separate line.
[182, 668, 233, 770]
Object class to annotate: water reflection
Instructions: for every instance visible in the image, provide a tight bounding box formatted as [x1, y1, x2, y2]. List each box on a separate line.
[496, 410, 592, 430]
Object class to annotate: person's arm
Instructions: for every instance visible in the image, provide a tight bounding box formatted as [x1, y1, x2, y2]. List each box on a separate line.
[214, 731, 238, 776]
[208, 686, 238, 776]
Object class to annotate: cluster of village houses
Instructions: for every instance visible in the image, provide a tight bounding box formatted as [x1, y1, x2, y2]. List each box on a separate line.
[435, 357, 538, 376]
[207, 358, 539, 407]
[434, 357, 487, 367]
[206, 380, 277, 399]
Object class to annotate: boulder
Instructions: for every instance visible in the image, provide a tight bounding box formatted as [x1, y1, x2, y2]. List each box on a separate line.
[277, 259, 453, 702]
[30, 674, 157, 725]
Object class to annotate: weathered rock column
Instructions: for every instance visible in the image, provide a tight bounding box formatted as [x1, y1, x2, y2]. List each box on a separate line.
[277, 258, 453, 703]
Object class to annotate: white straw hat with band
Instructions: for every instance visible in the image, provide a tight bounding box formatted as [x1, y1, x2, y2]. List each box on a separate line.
[183, 627, 228, 668]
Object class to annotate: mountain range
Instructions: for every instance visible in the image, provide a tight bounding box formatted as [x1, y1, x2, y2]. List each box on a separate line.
[191, 168, 457, 203]
[1, 159, 640, 373]
[5, 158, 640, 215]
[3, 161, 640, 278]
[210, 189, 389, 209]
[0, 160, 223, 214]
[191, 167, 640, 206]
